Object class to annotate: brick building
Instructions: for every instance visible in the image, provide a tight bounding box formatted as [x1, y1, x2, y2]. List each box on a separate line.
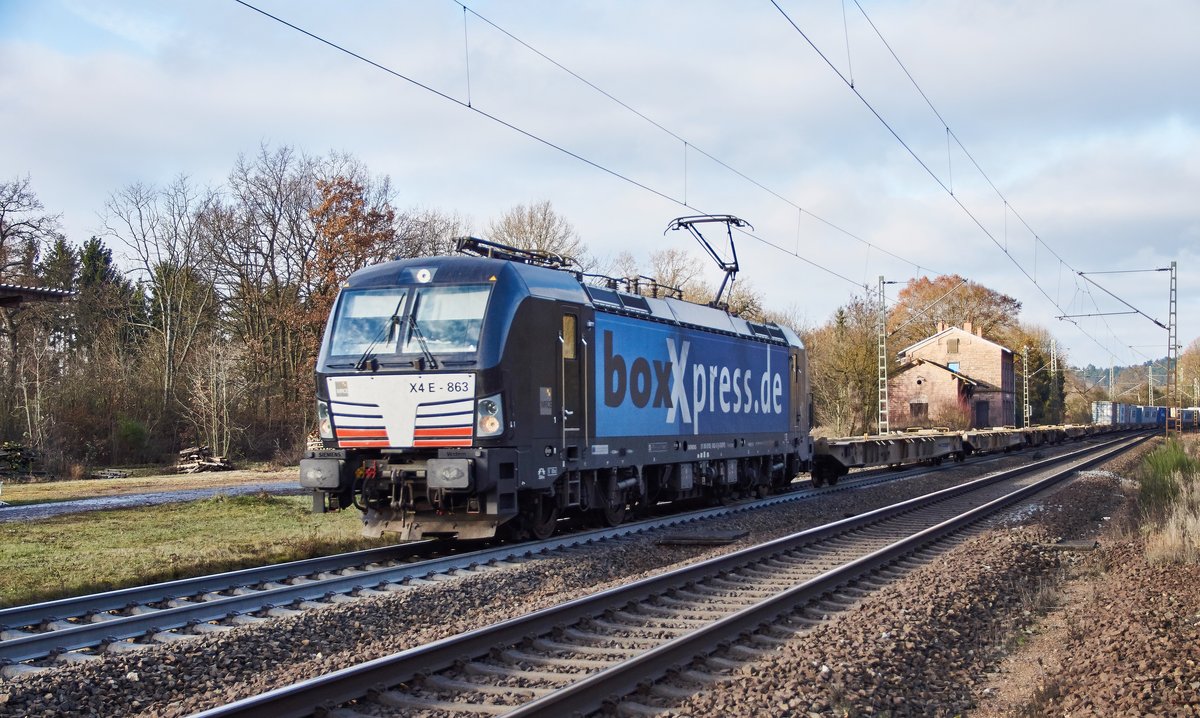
[887, 322, 1015, 430]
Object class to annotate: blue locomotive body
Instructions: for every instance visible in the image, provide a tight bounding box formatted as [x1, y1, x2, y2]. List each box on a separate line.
[301, 241, 811, 540]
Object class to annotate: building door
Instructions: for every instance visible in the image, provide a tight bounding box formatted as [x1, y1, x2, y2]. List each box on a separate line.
[974, 400, 990, 428]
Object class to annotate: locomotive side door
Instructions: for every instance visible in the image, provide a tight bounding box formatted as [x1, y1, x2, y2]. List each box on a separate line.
[559, 309, 585, 461]
[789, 348, 806, 432]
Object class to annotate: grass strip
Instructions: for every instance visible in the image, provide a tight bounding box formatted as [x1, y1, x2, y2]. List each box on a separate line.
[0, 493, 391, 607]
[1138, 436, 1200, 564]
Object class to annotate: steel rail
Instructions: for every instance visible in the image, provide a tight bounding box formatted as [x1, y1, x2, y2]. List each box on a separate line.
[0, 424, 1095, 635]
[0, 435, 1024, 666]
[187, 433, 1145, 718]
[0, 543, 434, 631]
[509, 432, 1147, 717]
[0, 463, 907, 666]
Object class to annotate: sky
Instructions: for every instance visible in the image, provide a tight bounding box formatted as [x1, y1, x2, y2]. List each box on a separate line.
[1, 0, 1197, 371]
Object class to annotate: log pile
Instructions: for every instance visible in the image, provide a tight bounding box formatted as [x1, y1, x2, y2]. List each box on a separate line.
[176, 446, 232, 473]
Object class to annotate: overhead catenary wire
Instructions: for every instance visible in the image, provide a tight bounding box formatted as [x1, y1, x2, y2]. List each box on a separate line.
[769, 0, 1135, 364]
[449, 0, 942, 279]
[233, 0, 921, 294]
[849, 0, 1173, 363]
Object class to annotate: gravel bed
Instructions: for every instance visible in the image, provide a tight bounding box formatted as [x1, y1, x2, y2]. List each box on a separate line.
[658, 440, 1166, 717]
[973, 438, 1200, 718]
[0, 442, 1125, 717]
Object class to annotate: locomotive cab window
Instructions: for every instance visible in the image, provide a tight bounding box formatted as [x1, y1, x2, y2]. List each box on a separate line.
[404, 284, 491, 354]
[326, 284, 491, 362]
[328, 288, 409, 357]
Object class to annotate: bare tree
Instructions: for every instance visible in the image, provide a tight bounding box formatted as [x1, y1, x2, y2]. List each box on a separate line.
[397, 208, 470, 258]
[804, 298, 878, 436]
[0, 177, 63, 441]
[0, 175, 59, 279]
[105, 176, 218, 415]
[487, 201, 589, 267]
[179, 337, 244, 457]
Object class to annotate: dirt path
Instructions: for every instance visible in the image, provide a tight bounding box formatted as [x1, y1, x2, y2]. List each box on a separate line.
[0, 468, 301, 521]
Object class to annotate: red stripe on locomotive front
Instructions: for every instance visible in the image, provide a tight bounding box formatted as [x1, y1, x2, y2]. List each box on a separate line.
[413, 426, 473, 438]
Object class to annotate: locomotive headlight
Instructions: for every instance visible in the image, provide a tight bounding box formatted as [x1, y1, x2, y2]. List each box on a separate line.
[476, 394, 504, 437]
[317, 400, 333, 439]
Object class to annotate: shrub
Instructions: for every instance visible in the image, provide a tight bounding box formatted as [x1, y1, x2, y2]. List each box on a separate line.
[1137, 440, 1194, 519]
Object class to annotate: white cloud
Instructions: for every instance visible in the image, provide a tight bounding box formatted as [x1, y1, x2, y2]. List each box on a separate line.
[0, 0, 1196, 365]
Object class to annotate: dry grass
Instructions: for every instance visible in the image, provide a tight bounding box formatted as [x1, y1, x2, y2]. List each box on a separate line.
[1145, 479, 1200, 564]
[0, 493, 391, 607]
[1139, 436, 1200, 564]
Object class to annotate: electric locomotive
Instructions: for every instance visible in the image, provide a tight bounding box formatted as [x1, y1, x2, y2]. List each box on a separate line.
[301, 232, 812, 541]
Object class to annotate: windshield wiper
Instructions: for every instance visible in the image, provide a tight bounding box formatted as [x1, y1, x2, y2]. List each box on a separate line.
[355, 297, 406, 372]
[403, 314, 439, 370]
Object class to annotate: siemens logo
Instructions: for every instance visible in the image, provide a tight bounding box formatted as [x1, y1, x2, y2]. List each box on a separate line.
[600, 325, 785, 436]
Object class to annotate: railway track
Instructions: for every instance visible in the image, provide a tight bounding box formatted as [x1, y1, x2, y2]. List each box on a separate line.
[0, 437, 1088, 677]
[189, 432, 1147, 718]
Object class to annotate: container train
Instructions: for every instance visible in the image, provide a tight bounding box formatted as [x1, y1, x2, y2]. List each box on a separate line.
[1092, 400, 1199, 430]
[299, 235, 1163, 541]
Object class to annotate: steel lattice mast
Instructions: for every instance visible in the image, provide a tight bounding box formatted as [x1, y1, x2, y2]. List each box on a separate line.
[877, 275, 889, 435]
[1167, 261, 1180, 436]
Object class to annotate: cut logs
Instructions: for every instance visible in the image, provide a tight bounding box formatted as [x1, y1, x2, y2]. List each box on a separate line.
[176, 446, 232, 473]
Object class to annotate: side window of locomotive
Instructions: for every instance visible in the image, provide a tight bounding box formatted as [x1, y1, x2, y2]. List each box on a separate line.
[405, 284, 491, 353]
[562, 314, 577, 360]
[329, 288, 409, 356]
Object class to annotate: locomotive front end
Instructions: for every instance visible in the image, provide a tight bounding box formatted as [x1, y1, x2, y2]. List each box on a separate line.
[300, 258, 520, 540]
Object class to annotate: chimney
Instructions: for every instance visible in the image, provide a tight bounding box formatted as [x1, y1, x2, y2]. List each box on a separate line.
[975, 325, 982, 337]
[963, 321, 973, 334]
[937, 321, 946, 332]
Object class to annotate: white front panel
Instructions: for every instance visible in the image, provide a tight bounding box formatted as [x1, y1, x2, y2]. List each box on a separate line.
[327, 373, 476, 448]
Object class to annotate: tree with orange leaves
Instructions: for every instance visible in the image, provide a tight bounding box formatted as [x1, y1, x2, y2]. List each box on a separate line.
[297, 176, 399, 360]
[888, 274, 1022, 352]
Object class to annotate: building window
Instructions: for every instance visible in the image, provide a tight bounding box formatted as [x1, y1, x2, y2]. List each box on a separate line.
[947, 338, 959, 353]
[910, 402, 928, 420]
[947, 362, 960, 373]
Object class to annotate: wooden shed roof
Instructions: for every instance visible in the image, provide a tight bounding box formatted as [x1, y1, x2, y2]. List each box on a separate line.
[0, 283, 76, 306]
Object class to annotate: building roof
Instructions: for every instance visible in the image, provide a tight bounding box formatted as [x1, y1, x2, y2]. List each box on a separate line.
[0, 282, 76, 307]
[896, 324, 1011, 359]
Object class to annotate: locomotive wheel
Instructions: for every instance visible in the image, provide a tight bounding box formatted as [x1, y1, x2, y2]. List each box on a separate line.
[596, 495, 627, 526]
[521, 494, 559, 541]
